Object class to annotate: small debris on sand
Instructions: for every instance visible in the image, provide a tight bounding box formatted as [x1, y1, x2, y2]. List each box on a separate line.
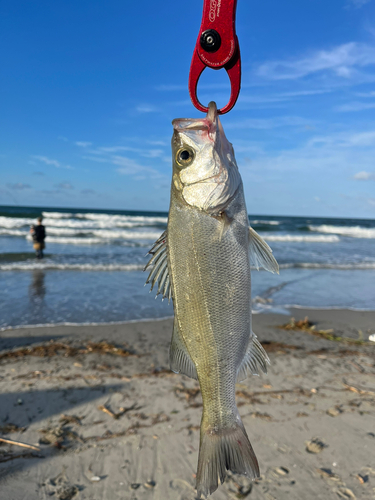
[98, 402, 139, 419]
[43, 471, 80, 500]
[275, 467, 289, 476]
[327, 407, 342, 417]
[0, 424, 26, 434]
[317, 468, 341, 482]
[0, 340, 134, 362]
[0, 437, 40, 451]
[225, 471, 253, 497]
[279, 317, 315, 331]
[144, 480, 156, 488]
[278, 317, 368, 344]
[305, 437, 327, 453]
[334, 487, 356, 499]
[59, 414, 82, 426]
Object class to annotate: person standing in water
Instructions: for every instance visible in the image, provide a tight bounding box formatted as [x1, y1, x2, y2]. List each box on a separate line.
[30, 216, 46, 259]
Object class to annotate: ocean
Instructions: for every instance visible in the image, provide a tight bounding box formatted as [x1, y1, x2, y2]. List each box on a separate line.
[1, 205, 374, 330]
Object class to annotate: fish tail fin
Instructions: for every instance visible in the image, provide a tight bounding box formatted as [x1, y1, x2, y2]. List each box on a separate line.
[196, 418, 259, 498]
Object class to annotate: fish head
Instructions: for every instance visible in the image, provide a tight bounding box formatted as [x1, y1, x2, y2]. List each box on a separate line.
[171, 101, 241, 215]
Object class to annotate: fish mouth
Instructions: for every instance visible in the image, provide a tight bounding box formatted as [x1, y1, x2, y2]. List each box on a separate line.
[172, 101, 218, 133]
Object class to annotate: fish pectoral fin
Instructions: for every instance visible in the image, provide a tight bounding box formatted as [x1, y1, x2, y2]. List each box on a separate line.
[144, 230, 172, 301]
[237, 333, 270, 382]
[169, 322, 197, 380]
[249, 226, 279, 274]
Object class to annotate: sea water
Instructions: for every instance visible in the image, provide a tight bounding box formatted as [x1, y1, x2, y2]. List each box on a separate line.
[0, 205, 374, 329]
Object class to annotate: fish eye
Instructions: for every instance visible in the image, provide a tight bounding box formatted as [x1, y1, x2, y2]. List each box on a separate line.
[175, 146, 195, 168]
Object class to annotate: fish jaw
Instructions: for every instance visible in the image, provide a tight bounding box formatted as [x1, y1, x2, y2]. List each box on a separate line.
[171, 102, 241, 215]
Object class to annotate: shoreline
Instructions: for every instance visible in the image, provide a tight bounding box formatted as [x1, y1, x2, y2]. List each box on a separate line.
[0, 308, 374, 499]
[2, 306, 375, 334]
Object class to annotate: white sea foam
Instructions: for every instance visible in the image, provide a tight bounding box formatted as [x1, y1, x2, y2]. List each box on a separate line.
[309, 225, 375, 239]
[74, 213, 168, 224]
[25, 231, 160, 245]
[263, 234, 339, 243]
[0, 228, 27, 236]
[30, 227, 163, 239]
[26, 235, 106, 245]
[42, 211, 168, 225]
[0, 262, 144, 271]
[90, 230, 161, 240]
[0, 216, 34, 228]
[250, 220, 280, 225]
[42, 212, 74, 219]
[41, 217, 166, 229]
[279, 262, 375, 270]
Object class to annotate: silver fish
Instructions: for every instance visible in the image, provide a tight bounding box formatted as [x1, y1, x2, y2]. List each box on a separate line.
[145, 102, 279, 497]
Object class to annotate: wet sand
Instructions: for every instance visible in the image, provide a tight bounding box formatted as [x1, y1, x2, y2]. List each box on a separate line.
[0, 309, 374, 500]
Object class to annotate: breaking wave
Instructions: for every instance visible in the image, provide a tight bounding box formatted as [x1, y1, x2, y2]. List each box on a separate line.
[0, 262, 144, 271]
[250, 220, 280, 226]
[309, 225, 375, 239]
[42, 211, 168, 225]
[279, 262, 375, 270]
[263, 234, 339, 243]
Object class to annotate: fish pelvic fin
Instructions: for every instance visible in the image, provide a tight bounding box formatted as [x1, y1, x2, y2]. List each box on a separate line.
[196, 419, 259, 498]
[249, 226, 279, 274]
[237, 333, 270, 382]
[169, 321, 197, 380]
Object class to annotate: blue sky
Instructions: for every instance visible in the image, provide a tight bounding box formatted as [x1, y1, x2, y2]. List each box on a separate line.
[1, 0, 375, 217]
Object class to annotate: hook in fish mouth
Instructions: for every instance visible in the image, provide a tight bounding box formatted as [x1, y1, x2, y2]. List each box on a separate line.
[172, 101, 219, 132]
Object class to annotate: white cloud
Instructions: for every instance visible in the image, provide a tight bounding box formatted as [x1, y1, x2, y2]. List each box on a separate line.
[308, 130, 375, 147]
[75, 141, 92, 147]
[353, 171, 375, 180]
[136, 104, 160, 113]
[355, 91, 375, 97]
[113, 156, 164, 179]
[226, 115, 315, 130]
[335, 101, 375, 112]
[256, 42, 375, 80]
[55, 182, 74, 189]
[238, 129, 375, 182]
[83, 150, 167, 180]
[346, 0, 372, 8]
[7, 183, 31, 190]
[32, 155, 73, 169]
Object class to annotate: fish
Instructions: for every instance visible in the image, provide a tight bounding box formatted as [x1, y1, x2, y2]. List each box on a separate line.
[144, 101, 279, 498]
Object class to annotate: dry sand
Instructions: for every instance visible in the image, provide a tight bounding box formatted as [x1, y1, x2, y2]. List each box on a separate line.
[0, 309, 374, 500]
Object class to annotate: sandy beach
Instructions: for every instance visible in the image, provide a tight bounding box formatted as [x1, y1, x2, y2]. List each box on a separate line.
[0, 308, 374, 500]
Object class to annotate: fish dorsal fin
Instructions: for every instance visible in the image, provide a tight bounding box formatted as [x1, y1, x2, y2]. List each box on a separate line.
[237, 333, 270, 382]
[169, 321, 197, 380]
[144, 231, 172, 301]
[249, 226, 279, 274]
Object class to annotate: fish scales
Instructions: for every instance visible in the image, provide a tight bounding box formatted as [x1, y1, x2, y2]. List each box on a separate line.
[144, 101, 278, 498]
[168, 186, 251, 411]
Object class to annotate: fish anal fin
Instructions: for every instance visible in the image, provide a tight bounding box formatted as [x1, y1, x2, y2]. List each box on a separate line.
[169, 322, 197, 380]
[249, 226, 279, 274]
[237, 333, 270, 382]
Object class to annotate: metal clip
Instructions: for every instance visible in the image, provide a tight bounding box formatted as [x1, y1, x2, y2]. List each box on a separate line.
[189, 0, 241, 114]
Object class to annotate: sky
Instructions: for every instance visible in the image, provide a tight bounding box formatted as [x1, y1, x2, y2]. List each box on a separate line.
[1, 0, 375, 218]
